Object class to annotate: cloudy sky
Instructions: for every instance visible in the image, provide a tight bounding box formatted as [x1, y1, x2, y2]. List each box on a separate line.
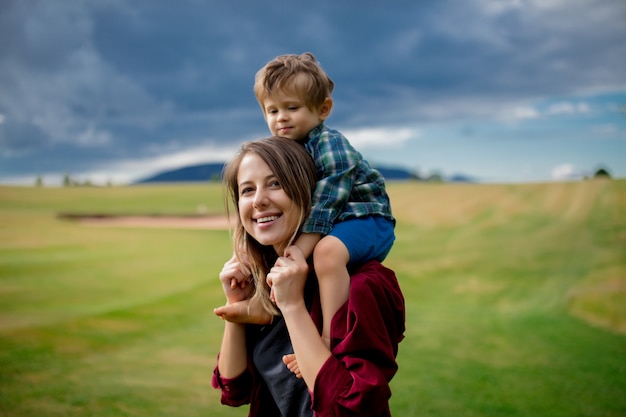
[1, 0, 625, 185]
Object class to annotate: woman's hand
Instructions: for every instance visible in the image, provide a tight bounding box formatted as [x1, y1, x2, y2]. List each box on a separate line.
[217, 254, 253, 305]
[214, 254, 273, 324]
[267, 245, 309, 311]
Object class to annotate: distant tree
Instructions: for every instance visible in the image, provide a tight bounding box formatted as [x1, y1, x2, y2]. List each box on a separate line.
[35, 176, 43, 187]
[426, 171, 444, 183]
[63, 173, 72, 187]
[593, 167, 611, 179]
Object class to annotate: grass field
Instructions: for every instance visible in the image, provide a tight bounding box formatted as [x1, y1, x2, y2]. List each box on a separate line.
[1, 180, 625, 416]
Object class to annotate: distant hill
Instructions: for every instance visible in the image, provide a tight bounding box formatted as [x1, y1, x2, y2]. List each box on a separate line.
[134, 162, 419, 184]
[135, 163, 226, 184]
[374, 165, 419, 181]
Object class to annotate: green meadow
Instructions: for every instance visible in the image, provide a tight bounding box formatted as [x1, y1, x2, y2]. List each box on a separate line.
[1, 180, 625, 416]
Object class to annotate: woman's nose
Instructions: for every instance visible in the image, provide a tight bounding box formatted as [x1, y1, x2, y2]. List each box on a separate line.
[253, 190, 269, 207]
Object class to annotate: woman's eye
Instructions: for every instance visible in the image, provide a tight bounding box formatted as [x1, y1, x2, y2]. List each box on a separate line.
[269, 180, 281, 188]
[240, 187, 254, 195]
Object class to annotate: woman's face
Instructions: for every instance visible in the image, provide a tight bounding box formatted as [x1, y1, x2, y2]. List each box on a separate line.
[237, 152, 301, 254]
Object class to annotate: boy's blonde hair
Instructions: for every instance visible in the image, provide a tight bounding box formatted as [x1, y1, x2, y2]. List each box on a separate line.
[254, 52, 334, 111]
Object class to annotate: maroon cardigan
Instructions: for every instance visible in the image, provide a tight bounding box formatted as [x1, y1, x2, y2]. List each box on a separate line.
[212, 260, 406, 416]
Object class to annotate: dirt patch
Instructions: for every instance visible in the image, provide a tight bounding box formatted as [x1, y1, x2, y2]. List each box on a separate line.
[57, 213, 231, 230]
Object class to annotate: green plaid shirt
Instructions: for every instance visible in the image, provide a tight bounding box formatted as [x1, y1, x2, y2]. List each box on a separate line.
[300, 124, 395, 235]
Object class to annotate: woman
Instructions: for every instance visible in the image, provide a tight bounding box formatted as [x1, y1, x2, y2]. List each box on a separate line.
[212, 136, 405, 416]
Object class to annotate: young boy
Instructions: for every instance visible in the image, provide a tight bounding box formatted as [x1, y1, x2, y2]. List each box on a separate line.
[253, 52, 396, 355]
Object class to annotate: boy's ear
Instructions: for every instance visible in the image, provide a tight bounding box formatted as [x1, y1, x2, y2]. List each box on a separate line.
[319, 97, 333, 120]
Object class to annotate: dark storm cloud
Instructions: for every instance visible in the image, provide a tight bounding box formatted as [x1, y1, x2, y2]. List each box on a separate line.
[0, 0, 624, 181]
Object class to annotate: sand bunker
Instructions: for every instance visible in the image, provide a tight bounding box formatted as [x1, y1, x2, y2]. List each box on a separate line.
[57, 214, 231, 230]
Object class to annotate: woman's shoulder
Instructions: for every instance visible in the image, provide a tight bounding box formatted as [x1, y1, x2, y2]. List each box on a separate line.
[350, 261, 400, 292]
[330, 260, 405, 360]
[348, 261, 405, 331]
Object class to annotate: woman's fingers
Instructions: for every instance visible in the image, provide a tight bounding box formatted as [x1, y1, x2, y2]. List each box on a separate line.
[220, 256, 251, 289]
[267, 245, 309, 308]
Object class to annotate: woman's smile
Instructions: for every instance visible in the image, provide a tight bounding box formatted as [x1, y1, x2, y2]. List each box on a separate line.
[256, 214, 281, 224]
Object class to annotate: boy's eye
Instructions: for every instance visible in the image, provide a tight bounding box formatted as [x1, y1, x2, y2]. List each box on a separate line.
[288, 106, 298, 111]
[267, 109, 278, 114]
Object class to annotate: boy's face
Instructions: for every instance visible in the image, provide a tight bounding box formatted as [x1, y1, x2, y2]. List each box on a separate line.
[261, 89, 331, 141]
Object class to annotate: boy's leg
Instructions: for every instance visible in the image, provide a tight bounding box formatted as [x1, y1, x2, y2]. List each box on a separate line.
[284, 237, 348, 379]
[314, 235, 351, 348]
